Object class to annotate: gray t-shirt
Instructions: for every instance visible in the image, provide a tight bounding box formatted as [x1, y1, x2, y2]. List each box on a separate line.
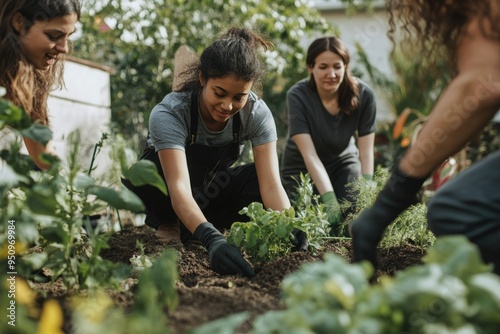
[281, 78, 376, 175]
[148, 91, 278, 152]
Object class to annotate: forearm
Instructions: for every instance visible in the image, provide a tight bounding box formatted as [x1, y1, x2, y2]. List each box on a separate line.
[303, 157, 333, 195]
[359, 150, 374, 176]
[23, 137, 57, 170]
[170, 187, 207, 233]
[357, 133, 375, 177]
[253, 141, 291, 210]
[400, 71, 500, 177]
[260, 181, 291, 211]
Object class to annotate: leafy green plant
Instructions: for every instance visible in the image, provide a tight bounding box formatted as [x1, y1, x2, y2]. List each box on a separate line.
[290, 173, 336, 242]
[227, 203, 301, 265]
[341, 167, 435, 252]
[0, 90, 165, 291]
[16, 130, 141, 290]
[71, 248, 179, 334]
[195, 236, 500, 333]
[227, 171, 335, 265]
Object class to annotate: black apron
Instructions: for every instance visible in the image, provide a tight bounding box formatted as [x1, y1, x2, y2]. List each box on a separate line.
[122, 90, 244, 228]
[186, 90, 241, 197]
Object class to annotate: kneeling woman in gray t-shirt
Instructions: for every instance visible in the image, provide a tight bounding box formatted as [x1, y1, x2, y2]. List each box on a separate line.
[123, 27, 306, 277]
[281, 36, 377, 234]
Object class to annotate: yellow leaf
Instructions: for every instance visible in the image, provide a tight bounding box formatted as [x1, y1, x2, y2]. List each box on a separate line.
[0, 242, 27, 259]
[37, 300, 64, 334]
[16, 278, 36, 306]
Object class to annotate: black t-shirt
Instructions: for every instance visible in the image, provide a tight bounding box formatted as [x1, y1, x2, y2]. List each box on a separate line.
[281, 78, 376, 176]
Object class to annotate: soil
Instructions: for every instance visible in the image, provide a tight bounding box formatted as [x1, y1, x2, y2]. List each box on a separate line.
[35, 225, 426, 334]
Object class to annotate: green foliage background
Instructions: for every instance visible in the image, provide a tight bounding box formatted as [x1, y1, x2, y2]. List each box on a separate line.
[73, 0, 334, 150]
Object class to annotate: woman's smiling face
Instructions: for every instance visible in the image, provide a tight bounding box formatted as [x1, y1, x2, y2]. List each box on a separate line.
[14, 12, 78, 70]
[308, 50, 346, 94]
[199, 74, 253, 129]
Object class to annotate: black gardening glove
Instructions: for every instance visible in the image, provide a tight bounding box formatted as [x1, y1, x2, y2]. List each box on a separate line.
[194, 222, 255, 277]
[349, 166, 427, 270]
[291, 228, 308, 252]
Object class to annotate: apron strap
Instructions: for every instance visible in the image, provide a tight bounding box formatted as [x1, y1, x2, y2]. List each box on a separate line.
[232, 109, 240, 142]
[189, 90, 199, 145]
[189, 90, 241, 145]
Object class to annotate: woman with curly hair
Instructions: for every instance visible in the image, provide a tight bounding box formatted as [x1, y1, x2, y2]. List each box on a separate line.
[0, 0, 81, 169]
[350, 0, 500, 275]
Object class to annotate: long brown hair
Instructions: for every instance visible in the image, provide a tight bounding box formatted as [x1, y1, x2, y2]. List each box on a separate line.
[306, 36, 359, 115]
[0, 0, 81, 125]
[386, 0, 500, 66]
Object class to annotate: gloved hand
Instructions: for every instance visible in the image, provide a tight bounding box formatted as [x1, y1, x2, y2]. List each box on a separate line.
[291, 228, 308, 252]
[349, 166, 427, 270]
[320, 191, 344, 230]
[194, 222, 255, 277]
[362, 173, 377, 191]
[362, 174, 373, 181]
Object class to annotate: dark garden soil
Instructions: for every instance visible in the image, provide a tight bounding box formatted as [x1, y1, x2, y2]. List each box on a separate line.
[34, 225, 426, 334]
[103, 225, 425, 334]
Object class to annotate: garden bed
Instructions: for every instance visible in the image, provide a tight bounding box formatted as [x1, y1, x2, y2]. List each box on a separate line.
[34, 225, 425, 333]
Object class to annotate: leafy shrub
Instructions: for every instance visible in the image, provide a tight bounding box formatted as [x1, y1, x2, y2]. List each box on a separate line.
[342, 167, 435, 251]
[0, 91, 164, 290]
[192, 236, 500, 334]
[1, 89, 179, 333]
[227, 198, 331, 265]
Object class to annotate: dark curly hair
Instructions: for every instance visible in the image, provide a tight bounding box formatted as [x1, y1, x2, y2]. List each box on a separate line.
[177, 27, 274, 93]
[387, 0, 500, 66]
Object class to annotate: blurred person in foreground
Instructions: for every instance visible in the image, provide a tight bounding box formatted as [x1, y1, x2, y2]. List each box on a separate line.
[350, 0, 500, 275]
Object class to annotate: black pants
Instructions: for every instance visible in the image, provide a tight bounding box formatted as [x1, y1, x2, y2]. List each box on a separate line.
[282, 153, 361, 218]
[122, 158, 262, 231]
[427, 150, 500, 274]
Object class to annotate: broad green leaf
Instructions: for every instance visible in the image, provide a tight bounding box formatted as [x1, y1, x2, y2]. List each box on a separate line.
[26, 186, 59, 216]
[0, 164, 29, 190]
[467, 273, 500, 324]
[246, 223, 260, 248]
[260, 213, 271, 225]
[81, 200, 108, 216]
[257, 243, 269, 258]
[123, 159, 168, 196]
[20, 123, 52, 146]
[39, 226, 68, 244]
[228, 225, 245, 247]
[148, 248, 179, 310]
[424, 236, 491, 279]
[188, 312, 249, 334]
[274, 215, 289, 238]
[0, 97, 26, 127]
[20, 252, 48, 270]
[75, 173, 95, 189]
[88, 185, 145, 213]
[246, 202, 265, 221]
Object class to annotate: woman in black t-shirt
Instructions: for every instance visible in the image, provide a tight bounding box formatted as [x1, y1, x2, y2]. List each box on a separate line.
[281, 36, 377, 233]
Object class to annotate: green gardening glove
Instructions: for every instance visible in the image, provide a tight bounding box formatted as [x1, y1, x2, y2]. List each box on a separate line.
[320, 191, 344, 233]
[362, 174, 377, 190]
